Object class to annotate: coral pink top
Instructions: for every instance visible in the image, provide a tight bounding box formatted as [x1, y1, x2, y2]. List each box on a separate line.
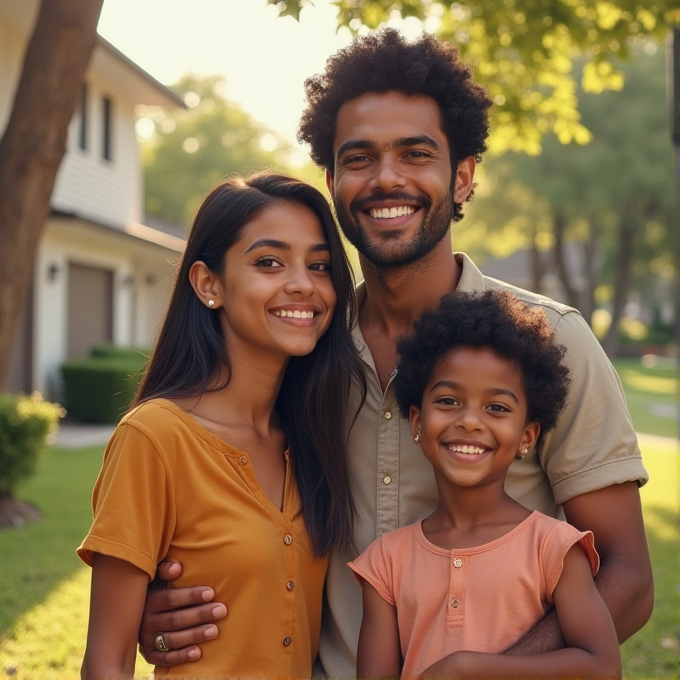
[349, 511, 598, 679]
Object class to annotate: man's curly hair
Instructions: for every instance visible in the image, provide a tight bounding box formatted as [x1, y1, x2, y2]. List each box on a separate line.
[298, 29, 492, 220]
[395, 290, 571, 441]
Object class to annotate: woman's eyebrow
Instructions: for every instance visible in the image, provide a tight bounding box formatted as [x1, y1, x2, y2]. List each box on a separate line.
[244, 239, 330, 253]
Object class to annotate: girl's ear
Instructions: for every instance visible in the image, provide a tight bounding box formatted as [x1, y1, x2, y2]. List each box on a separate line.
[520, 422, 541, 453]
[409, 405, 422, 442]
[189, 261, 223, 309]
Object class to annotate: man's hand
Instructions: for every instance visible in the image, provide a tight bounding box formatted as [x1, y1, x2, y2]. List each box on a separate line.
[138, 561, 227, 667]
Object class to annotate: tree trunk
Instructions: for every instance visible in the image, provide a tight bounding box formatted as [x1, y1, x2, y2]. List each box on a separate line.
[0, 0, 104, 390]
[580, 220, 600, 327]
[551, 209, 581, 311]
[530, 223, 546, 295]
[601, 223, 636, 358]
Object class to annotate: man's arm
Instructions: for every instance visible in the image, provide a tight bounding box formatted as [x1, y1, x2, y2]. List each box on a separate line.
[137, 561, 227, 667]
[504, 481, 653, 656]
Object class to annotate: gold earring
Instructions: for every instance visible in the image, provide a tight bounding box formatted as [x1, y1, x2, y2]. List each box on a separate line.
[517, 447, 528, 461]
[413, 432, 420, 444]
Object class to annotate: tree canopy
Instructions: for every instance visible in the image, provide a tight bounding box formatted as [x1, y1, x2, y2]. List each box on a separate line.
[141, 74, 293, 228]
[270, 0, 678, 153]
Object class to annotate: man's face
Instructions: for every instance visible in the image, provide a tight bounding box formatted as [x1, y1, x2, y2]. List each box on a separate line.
[327, 91, 470, 268]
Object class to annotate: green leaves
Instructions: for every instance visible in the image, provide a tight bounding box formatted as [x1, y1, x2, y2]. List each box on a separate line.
[273, 0, 679, 153]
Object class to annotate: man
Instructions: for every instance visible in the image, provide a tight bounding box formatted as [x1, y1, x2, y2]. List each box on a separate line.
[138, 29, 652, 676]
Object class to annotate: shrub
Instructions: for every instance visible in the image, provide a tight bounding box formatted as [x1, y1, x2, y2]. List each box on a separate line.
[89, 344, 151, 362]
[61, 353, 147, 424]
[0, 393, 63, 498]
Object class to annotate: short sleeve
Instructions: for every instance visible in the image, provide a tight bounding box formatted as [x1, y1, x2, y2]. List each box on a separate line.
[540, 311, 648, 504]
[541, 522, 599, 604]
[76, 421, 176, 579]
[347, 536, 396, 606]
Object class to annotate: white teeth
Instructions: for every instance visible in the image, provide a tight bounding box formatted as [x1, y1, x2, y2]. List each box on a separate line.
[448, 444, 486, 455]
[369, 206, 415, 219]
[273, 310, 314, 318]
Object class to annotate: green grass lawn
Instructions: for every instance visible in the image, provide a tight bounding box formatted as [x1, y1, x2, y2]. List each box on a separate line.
[0, 356, 677, 679]
[612, 357, 678, 439]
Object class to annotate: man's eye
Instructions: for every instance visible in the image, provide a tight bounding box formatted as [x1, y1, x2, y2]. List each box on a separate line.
[344, 154, 370, 164]
[407, 150, 431, 159]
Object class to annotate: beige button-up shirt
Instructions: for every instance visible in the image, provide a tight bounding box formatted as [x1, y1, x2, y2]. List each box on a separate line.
[317, 253, 647, 677]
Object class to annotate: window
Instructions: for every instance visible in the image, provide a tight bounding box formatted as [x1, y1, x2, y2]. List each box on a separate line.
[102, 96, 113, 161]
[78, 83, 88, 150]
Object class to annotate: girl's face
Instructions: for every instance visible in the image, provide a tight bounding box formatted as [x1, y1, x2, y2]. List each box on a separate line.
[409, 347, 539, 490]
[206, 201, 337, 361]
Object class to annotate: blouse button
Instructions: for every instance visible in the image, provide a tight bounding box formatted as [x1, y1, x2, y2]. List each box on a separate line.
[283, 636, 292, 646]
[451, 598, 460, 608]
[384, 411, 392, 420]
[286, 581, 295, 591]
[453, 557, 463, 568]
[383, 476, 392, 485]
[284, 534, 293, 545]
[238, 455, 248, 465]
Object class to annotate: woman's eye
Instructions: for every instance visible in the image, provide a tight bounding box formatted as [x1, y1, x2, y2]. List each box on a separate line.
[255, 258, 282, 268]
[309, 261, 331, 272]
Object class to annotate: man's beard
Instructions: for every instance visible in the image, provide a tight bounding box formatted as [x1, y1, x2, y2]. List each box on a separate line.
[334, 190, 454, 268]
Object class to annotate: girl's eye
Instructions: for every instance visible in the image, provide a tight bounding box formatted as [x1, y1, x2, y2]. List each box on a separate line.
[255, 258, 282, 268]
[435, 397, 459, 406]
[309, 261, 331, 272]
[486, 403, 510, 412]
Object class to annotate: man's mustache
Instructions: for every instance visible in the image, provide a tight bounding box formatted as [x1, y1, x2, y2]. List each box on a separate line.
[349, 191, 431, 213]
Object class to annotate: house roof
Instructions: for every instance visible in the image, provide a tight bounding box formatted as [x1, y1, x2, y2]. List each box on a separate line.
[51, 208, 185, 253]
[0, 0, 185, 108]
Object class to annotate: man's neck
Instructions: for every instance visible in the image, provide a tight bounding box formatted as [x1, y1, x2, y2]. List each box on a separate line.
[359, 244, 461, 337]
[357, 243, 461, 389]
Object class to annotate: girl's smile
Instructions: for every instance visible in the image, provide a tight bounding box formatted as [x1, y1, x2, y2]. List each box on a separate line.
[410, 346, 539, 489]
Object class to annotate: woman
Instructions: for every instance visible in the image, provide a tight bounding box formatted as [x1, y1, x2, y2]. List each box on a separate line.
[78, 172, 364, 679]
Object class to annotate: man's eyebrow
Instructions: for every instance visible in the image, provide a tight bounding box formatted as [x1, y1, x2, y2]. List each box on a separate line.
[244, 239, 330, 253]
[336, 139, 377, 158]
[336, 135, 440, 159]
[395, 135, 440, 151]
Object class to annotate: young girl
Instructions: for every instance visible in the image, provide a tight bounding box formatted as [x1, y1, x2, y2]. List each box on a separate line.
[349, 290, 622, 679]
[78, 172, 364, 679]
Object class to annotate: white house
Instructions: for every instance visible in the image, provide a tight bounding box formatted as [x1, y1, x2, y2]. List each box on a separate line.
[1, 0, 186, 399]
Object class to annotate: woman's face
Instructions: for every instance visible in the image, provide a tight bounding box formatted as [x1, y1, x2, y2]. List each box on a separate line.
[214, 200, 337, 360]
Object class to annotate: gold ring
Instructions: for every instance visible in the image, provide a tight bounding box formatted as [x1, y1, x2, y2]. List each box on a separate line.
[155, 634, 169, 652]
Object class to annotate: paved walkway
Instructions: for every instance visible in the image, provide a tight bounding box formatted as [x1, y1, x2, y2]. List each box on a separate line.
[53, 422, 115, 449]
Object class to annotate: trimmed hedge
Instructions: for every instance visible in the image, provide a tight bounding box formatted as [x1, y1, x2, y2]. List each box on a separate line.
[61, 347, 149, 424]
[0, 393, 63, 497]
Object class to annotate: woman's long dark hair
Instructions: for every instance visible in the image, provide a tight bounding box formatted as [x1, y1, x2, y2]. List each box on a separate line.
[134, 172, 364, 557]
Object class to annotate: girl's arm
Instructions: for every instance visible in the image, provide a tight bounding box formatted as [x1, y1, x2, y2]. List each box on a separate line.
[419, 544, 622, 679]
[81, 553, 150, 680]
[357, 582, 401, 679]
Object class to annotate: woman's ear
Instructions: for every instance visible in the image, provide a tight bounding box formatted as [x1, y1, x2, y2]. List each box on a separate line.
[189, 261, 223, 309]
[409, 405, 422, 443]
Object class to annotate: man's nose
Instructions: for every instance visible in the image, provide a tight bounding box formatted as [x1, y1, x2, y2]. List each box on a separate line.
[370, 155, 406, 192]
